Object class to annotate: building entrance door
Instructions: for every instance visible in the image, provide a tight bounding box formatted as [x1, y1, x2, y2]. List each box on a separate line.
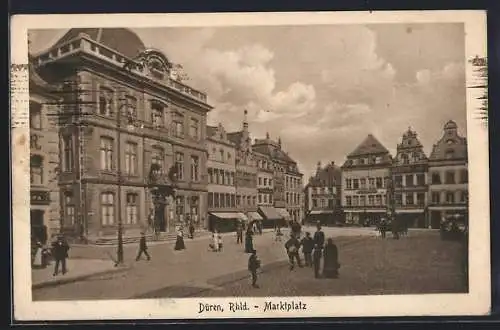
[431, 211, 441, 229]
[30, 210, 45, 243]
[155, 204, 166, 232]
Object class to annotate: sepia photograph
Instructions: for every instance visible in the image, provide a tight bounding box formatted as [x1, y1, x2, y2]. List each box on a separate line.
[11, 11, 489, 320]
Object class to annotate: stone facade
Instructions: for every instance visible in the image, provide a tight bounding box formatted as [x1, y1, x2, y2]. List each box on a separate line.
[391, 128, 429, 228]
[206, 123, 239, 231]
[428, 120, 468, 229]
[33, 28, 212, 239]
[252, 134, 304, 223]
[29, 59, 61, 243]
[341, 134, 392, 226]
[305, 161, 342, 225]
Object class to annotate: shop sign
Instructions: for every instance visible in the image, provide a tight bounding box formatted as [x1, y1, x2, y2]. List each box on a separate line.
[31, 190, 50, 204]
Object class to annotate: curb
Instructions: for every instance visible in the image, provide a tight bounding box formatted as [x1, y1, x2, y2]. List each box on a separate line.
[32, 265, 130, 290]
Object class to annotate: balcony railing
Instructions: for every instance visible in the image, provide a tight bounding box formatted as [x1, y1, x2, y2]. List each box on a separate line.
[36, 34, 208, 104]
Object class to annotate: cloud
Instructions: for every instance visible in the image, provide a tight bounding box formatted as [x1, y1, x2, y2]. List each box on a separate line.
[28, 26, 466, 180]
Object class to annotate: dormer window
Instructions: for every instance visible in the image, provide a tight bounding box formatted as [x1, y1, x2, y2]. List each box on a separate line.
[445, 149, 455, 159]
[446, 139, 454, 145]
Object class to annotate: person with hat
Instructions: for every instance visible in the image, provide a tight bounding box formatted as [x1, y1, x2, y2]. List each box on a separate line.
[136, 231, 151, 261]
[248, 249, 261, 288]
[51, 234, 70, 276]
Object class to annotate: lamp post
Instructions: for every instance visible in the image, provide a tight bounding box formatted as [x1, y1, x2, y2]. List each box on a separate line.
[116, 101, 136, 265]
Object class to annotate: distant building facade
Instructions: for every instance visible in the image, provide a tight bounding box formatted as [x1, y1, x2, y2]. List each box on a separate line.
[391, 128, 429, 228]
[33, 28, 212, 239]
[206, 123, 244, 232]
[227, 111, 258, 220]
[341, 134, 392, 226]
[305, 161, 342, 225]
[29, 56, 62, 244]
[252, 135, 304, 225]
[428, 121, 468, 229]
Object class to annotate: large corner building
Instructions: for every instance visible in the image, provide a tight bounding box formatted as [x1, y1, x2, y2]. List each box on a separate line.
[32, 28, 213, 240]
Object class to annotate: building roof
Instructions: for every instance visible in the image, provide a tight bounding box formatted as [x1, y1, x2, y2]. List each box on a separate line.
[28, 54, 60, 95]
[227, 131, 244, 146]
[429, 121, 467, 162]
[206, 125, 218, 138]
[308, 161, 341, 187]
[252, 143, 295, 164]
[347, 134, 390, 158]
[53, 28, 147, 59]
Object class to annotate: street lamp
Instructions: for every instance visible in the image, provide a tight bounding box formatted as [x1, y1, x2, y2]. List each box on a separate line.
[115, 101, 141, 265]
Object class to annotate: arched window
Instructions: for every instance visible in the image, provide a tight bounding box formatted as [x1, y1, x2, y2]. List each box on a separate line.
[173, 112, 184, 137]
[151, 146, 164, 169]
[62, 135, 74, 172]
[30, 155, 43, 185]
[101, 192, 115, 226]
[64, 191, 75, 226]
[98, 87, 114, 116]
[100, 137, 114, 171]
[126, 193, 139, 225]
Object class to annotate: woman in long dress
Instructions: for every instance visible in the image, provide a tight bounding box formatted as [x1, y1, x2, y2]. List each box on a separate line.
[245, 227, 254, 253]
[174, 225, 186, 251]
[323, 238, 340, 278]
[32, 241, 43, 268]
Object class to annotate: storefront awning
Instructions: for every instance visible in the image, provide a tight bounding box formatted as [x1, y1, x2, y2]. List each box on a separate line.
[258, 207, 283, 221]
[237, 213, 249, 222]
[276, 208, 291, 220]
[247, 212, 263, 221]
[209, 212, 241, 220]
[309, 210, 333, 215]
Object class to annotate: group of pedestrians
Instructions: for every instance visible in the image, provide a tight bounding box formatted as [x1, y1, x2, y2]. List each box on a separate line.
[283, 222, 340, 278]
[136, 222, 196, 261]
[32, 232, 71, 277]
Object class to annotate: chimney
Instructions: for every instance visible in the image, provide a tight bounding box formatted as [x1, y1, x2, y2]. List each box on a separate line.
[266, 132, 270, 139]
[331, 161, 335, 166]
[278, 136, 282, 148]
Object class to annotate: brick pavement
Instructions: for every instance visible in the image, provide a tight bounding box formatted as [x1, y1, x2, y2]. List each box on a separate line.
[31, 228, 435, 300]
[33, 229, 317, 301]
[141, 232, 467, 298]
[32, 259, 128, 289]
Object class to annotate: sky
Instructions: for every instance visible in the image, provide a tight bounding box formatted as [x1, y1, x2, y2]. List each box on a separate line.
[29, 23, 467, 179]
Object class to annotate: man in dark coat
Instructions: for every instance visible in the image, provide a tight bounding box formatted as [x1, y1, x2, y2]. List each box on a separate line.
[313, 244, 322, 278]
[313, 222, 325, 249]
[136, 232, 151, 261]
[323, 238, 340, 278]
[236, 222, 243, 244]
[285, 234, 302, 270]
[300, 232, 314, 267]
[189, 222, 195, 239]
[245, 227, 254, 253]
[51, 234, 70, 276]
[248, 249, 261, 288]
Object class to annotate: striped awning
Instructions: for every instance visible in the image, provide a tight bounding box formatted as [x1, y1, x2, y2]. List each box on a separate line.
[238, 213, 249, 222]
[309, 210, 333, 215]
[247, 212, 263, 221]
[276, 208, 291, 220]
[258, 206, 283, 221]
[209, 212, 241, 220]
